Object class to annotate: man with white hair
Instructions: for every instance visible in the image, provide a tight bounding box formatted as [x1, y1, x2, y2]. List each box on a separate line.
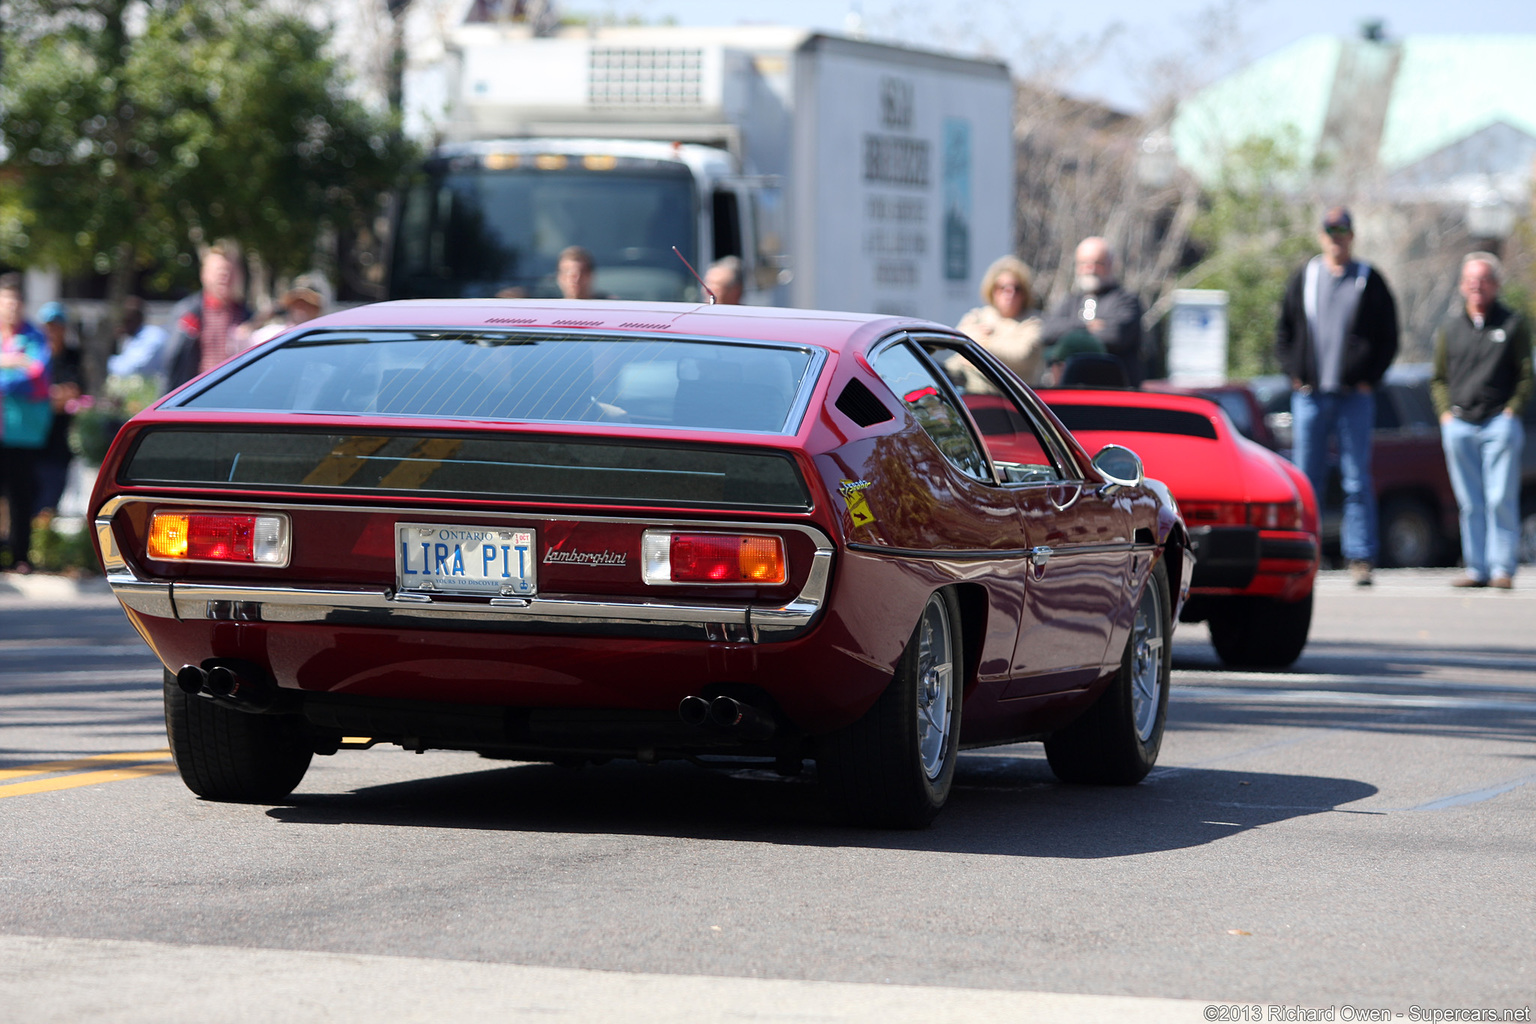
[703, 256, 744, 305]
[1431, 251, 1533, 589]
[1040, 236, 1145, 386]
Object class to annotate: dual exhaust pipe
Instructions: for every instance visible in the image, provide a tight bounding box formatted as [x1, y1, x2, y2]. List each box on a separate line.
[175, 662, 276, 712]
[677, 695, 775, 741]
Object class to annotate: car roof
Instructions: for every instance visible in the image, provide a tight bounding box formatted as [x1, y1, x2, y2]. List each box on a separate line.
[308, 299, 949, 352]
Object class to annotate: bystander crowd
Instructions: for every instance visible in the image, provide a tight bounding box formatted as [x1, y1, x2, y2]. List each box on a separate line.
[1431, 252, 1532, 589]
[1275, 207, 1399, 586]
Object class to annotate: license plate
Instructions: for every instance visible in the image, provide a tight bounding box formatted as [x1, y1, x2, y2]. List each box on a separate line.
[395, 523, 536, 597]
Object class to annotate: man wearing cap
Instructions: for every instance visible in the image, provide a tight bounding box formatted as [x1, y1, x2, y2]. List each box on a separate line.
[1042, 328, 1108, 387]
[243, 279, 325, 348]
[1275, 207, 1399, 586]
[1431, 252, 1532, 590]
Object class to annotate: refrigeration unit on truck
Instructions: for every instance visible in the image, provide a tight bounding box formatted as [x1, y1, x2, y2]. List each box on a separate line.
[390, 23, 1014, 325]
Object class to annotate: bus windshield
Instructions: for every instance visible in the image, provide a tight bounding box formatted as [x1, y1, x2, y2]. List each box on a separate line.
[390, 159, 699, 302]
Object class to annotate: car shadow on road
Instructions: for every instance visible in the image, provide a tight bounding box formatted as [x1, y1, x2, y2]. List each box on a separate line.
[263, 751, 1375, 857]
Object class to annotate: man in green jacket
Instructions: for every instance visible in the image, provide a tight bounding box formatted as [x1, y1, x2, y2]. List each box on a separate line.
[1431, 252, 1533, 589]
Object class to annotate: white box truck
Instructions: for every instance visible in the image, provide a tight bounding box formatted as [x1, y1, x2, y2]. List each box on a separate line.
[390, 22, 1014, 325]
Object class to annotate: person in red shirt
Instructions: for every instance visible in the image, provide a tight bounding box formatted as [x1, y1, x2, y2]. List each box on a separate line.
[163, 244, 252, 390]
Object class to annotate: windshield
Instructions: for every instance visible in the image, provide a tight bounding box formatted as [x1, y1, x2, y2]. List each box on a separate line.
[390, 159, 699, 302]
[178, 330, 818, 434]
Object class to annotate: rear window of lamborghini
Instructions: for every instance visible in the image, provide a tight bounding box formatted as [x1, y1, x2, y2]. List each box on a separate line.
[176, 330, 821, 435]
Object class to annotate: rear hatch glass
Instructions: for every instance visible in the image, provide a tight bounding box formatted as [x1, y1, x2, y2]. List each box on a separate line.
[176, 330, 819, 435]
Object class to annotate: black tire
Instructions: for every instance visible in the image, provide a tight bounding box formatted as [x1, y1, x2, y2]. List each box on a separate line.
[163, 671, 313, 803]
[1046, 560, 1171, 785]
[1207, 592, 1313, 670]
[1379, 496, 1439, 568]
[818, 589, 963, 828]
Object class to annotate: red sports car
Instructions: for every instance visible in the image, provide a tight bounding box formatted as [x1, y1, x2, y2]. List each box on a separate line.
[91, 300, 1192, 827]
[1039, 388, 1319, 669]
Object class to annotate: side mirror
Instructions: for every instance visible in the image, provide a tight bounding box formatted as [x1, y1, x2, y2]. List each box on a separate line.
[1091, 444, 1144, 496]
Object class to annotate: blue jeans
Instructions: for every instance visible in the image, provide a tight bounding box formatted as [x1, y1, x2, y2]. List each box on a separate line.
[1292, 388, 1377, 564]
[1441, 413, 1523, 581]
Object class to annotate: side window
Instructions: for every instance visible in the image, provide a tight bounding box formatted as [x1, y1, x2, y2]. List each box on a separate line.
[923, 342, 1064, 485]
[873, 343, 991, 482]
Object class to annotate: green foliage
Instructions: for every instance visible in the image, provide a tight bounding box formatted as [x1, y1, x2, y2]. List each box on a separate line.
[28, 518, 101, 575]
[0, 0, 416, 287]
[1187, 133, 1318, 379]
[67, 372, 159, 462]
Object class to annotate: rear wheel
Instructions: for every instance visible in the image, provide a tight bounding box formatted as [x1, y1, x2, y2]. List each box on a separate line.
[1046, 561, 1170, 784]
[818, 589, 962, 828]
[1207, 592, 1313, 669]
[1379, 496, 1439, 568]
[163, 671, 312, 803]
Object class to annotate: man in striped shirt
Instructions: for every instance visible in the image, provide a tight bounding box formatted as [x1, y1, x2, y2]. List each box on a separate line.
[164, 244, 252, 390]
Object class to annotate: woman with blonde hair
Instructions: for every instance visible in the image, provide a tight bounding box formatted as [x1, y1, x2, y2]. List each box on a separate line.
[956, 255, 1044, 384]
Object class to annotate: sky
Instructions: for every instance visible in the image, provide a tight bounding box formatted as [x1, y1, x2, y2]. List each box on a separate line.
[567, 0, 1536, 112]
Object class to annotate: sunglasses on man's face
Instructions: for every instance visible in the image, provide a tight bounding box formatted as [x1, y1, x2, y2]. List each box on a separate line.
[1325, 226, 1352, 238]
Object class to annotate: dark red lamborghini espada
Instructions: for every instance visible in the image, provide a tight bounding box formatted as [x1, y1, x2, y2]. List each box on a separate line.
[91, 299, 1193, 827]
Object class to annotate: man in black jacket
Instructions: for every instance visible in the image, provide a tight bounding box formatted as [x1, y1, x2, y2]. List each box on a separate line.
[1275, 207, 1399, 585]
[1431, 252, 1532, 589]
[1041, 237, 1145, 387]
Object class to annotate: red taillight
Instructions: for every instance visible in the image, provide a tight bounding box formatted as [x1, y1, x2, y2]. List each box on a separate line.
[1247, 501, 1304, 531]
[1179, 501, 1245, 525]
[146, 511, 290, 565]
[641, 531, 787, 585]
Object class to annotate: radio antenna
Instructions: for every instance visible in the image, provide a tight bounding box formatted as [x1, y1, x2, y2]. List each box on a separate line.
[672, 246, 716, 305]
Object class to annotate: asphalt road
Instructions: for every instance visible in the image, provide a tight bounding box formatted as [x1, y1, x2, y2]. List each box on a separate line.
[2, 569, 1533, 1022]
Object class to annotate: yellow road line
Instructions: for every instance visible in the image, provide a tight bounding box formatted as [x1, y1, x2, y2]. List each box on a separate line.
[0, 762, 179, 799]
[0, 749, 173, 783]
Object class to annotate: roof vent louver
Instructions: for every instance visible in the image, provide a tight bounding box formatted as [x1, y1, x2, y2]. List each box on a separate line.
[836, 378, 894, 428]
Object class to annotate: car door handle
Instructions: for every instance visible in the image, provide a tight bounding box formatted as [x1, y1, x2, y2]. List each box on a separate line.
[1029, 546, 1053, 568]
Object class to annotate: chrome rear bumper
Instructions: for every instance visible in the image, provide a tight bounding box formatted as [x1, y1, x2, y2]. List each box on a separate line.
[97, 496, 832, 644]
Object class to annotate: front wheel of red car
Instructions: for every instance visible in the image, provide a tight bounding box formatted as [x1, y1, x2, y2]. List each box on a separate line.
[818, 589, 963, 828]
[1207, 592, 1313, 670]
[1045, 560, 1171, 785]
[163, 672, 313, 803]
